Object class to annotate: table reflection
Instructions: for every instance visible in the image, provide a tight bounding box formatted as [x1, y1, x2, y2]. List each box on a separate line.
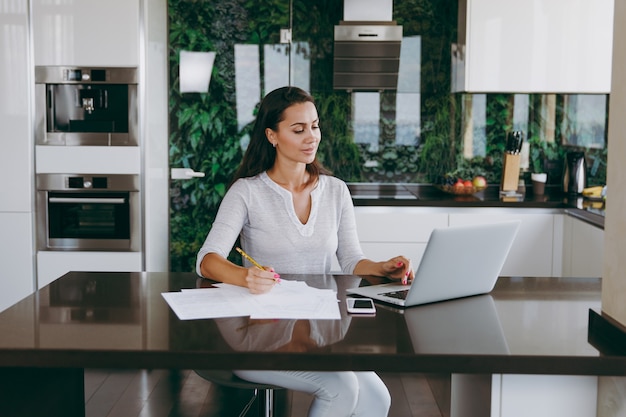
[41, 272, 141, 324]
[403, 295, 510, 354]
[190, 274, 360, 353]
[0, 273, 604, 365]
[38, 272, 144, 349]
[216, 317, 351, 353]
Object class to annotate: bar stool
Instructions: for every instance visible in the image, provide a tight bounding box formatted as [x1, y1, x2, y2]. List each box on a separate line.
[194, 370, 284, 417]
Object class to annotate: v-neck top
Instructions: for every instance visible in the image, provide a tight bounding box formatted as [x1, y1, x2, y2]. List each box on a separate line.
[196, 172, 365, 275]
[259, 171, 320, 232]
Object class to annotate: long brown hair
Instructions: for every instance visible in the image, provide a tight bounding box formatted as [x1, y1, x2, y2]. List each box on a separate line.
[232, 86, 331, 185]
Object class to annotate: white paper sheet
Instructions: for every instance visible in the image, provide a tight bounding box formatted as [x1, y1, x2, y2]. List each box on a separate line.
[161, 289, 248, 320]
[162, 280, 340, 320]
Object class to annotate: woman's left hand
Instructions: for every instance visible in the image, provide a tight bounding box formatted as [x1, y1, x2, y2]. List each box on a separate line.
[381, 256, 414, 284]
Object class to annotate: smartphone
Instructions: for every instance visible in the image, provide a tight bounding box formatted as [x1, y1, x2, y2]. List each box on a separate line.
[346, 297, 376, 314]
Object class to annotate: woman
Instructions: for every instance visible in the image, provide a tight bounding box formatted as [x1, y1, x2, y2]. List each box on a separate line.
[196, 86, 414, 417]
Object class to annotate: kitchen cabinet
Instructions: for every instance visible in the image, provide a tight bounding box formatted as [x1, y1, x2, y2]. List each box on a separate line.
[453, 0, 614, 93]
[348, 207, 448, 271]
[448, 374, 597, 417]
[562, 215, 604, 278]
[37, 252, 143, 289]
[32, 0, 139, 66]
[493, 375, 597, 417]
[350, 207, 560, 277]
[448, 209, 557, 277]
[0, 1, 34, 312]
[0, 1, 31, 213]
[0, 214, 35, 313]
[35, 147, 141, 174]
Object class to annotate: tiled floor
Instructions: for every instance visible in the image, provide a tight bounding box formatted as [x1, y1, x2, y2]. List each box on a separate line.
[84, 369, 443, 417]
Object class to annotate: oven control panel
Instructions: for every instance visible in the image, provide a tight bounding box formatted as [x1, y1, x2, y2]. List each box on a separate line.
[67, 176, 108, 189]
[36, 174, 139, 192]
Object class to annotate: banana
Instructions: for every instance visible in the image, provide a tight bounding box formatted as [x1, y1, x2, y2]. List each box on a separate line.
[582, 186, 604, 198]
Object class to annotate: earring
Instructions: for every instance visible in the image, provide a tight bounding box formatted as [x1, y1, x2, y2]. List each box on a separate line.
[272, 142, 276, 148]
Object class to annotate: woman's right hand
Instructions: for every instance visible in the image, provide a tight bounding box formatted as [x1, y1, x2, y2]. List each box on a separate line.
[245, 266, 280, 294]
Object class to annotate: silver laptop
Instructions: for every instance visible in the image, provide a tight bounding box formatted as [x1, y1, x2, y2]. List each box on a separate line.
[347, 221, 520, 307]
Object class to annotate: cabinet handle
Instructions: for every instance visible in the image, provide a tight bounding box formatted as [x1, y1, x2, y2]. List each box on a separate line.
[170, 168, 206, 180]
[49, 197, 126, 204]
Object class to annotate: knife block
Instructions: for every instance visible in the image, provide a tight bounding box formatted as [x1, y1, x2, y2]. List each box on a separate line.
[501, 153, 521, 192]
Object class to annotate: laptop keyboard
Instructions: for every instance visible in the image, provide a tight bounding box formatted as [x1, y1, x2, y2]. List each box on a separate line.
[382, 289, 409, 300]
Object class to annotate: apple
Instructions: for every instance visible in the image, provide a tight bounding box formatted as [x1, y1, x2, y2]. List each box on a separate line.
[463, 180, 473, 188]
[472, 176, 487, 188]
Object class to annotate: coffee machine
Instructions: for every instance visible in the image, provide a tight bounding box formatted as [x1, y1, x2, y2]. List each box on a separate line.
[563, 151, 587, 194]
[35, 66, 138, 146]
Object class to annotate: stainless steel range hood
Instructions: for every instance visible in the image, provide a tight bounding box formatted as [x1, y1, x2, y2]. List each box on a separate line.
[333, 0, 402, 91]
[333, 22, 402, 91]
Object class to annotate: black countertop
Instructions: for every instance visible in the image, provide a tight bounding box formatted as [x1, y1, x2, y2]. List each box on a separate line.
[0, 272, 623, 376]
[348, 183, 605, 228]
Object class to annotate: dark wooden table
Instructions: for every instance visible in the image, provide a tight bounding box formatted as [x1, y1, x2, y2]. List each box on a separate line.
[0, 271, 621, 416]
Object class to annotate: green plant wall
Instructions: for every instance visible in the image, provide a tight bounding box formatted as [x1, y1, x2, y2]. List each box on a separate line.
[167, 0, 458, 271]
[169, 0, 250, 271]
[168, 0, 608, 272]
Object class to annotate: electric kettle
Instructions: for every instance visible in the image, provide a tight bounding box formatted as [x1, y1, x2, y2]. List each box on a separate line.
[563, 151, 587, 194]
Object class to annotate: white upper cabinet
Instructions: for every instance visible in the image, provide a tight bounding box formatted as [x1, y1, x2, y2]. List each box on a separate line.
[32, 0, 139, 66]
[0, 0, 31, 213]
[453, 0, 614, 93]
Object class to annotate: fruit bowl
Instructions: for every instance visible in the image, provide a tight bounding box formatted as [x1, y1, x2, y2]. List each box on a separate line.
[435, 175, 487, 196]
[436, 184, 487, 195]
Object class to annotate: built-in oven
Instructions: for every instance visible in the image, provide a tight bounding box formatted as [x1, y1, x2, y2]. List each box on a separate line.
[36, 174, 141, 251]
[35, 66, 138, 146]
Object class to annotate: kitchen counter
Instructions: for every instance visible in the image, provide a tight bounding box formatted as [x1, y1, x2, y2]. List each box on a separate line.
[348, 183, 605, 229]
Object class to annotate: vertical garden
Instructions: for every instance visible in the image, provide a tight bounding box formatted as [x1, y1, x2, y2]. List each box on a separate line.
[168, 0, 608, 272]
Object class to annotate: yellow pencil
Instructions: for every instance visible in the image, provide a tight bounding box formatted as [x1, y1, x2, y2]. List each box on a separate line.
[236, 247, 280, 283]
[235, 247, 265, 270]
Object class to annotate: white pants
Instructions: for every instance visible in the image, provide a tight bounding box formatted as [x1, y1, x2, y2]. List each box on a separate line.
[234, 370, 391, 417]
